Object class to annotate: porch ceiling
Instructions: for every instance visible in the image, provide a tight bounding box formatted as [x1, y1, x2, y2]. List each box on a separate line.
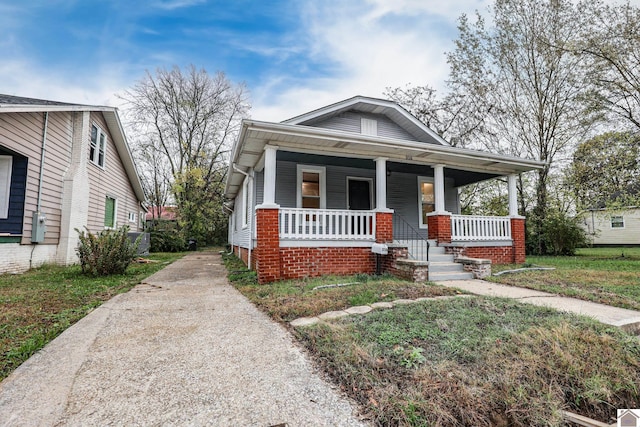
[225, 120, 545, 199]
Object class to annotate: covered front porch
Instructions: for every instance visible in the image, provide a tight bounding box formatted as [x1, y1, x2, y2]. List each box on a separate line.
[226, 117, 542, 283]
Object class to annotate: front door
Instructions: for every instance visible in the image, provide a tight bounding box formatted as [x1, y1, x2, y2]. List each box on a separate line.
[347, 178, 372, 210]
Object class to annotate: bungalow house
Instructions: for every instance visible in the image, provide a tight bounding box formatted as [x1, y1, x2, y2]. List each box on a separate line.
[225, 96, 544, 283]
[0, 94, 146, 274]
[578, 207, 640, 246]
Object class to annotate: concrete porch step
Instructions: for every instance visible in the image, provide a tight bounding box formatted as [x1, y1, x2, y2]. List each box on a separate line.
[428, 262, 465, 273]
[428, 271, 474, 281]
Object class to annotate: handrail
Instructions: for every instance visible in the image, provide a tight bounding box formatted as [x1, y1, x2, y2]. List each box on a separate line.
[392, 212, 429, 262]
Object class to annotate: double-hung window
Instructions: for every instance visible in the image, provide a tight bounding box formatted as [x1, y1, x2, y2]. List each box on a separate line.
[242, 178, 251, 228]
[90, 124, 106, 168]
[611, 215, 625, 229]
[418, 177, 435, 228]
[297, 165, 326, 209]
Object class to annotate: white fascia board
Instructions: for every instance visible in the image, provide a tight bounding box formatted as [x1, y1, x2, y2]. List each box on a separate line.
[244, 120, 546, 170]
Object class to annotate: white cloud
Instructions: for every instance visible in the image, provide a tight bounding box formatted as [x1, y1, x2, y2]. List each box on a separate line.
[251, 0, 472, 122]
[153, 0, 206, 11]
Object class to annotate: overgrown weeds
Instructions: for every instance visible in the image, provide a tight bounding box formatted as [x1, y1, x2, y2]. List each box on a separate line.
[76, 226, 139, 276]
[295, 297, 640, 426]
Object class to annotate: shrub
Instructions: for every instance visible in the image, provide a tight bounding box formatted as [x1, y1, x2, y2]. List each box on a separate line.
[75, 226, 139, 276]
[149, 229, 187, 253]
[526, 209, 588, 256]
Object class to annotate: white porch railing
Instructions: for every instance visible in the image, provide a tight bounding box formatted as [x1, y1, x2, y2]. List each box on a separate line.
[279, 208, 376, 240]
[451, 215, 512, 241]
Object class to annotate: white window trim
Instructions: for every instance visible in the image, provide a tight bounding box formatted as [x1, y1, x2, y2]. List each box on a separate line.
[104, 195, 118, 230]
[128, 212, 137, 223]
[296, 165, 326, 209]
[0, 155, 12, 220]
[346, 176, 374, 210]
[242, 177, 251, 229]
[90, 123, 107, 169]
[418, 176, 435, 229]
[610, 215, 625, 229]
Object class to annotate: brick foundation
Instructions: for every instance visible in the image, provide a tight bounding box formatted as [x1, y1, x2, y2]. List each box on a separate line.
[445, 245, 515, 265]
[280, 247, 376, 279]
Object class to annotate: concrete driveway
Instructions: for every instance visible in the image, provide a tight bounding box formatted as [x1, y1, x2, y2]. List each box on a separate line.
[0, 252, 366, 427]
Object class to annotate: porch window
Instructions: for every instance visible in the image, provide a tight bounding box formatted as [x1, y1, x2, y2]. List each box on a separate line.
[611, 215, 624, 229]
[297, 165, 326, 209]
[418, 177, 435, 228]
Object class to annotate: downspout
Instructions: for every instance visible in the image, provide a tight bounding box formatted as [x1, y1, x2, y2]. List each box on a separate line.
[222, 203, 234, 255]
[30, 112, 49, 267]
[233, 164, 254, 269]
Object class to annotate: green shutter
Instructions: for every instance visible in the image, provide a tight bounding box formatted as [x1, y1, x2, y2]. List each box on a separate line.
[104, 197, 115, 228]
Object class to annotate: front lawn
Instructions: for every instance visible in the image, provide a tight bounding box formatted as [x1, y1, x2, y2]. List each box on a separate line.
[0, 252, 185, 380]
[489, 247, 640, 310]
[223, 253, 640, 426]
[222, 253, 461, 322]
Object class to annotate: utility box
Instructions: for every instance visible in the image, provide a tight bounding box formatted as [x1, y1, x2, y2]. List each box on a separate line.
[31, 211, 47, 243]
[128, 232, 150, 255]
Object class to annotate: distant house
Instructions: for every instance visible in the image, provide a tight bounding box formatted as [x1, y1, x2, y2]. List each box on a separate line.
[578, 207, 640, 246]
[0, 94, 146, 273]
[145, 205, 178, 228]
[225, 96, 544, 284]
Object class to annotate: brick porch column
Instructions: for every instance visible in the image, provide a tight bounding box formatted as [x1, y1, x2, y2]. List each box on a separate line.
[255, 207, 280, 284]
[375, 211, 393, 243]
[510, 216, 526, 264]
[427, 212, 452, 243]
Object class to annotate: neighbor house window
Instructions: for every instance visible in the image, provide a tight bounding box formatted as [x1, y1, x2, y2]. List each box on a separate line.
[0, 155, 12, 219]
[104, 196, 117, 228]
[418, 177, 435, 228]
[242, 178, 250, 228]
[297, 165, 326, 209]
[611, 215, 625, 228]
[90, 124, 107, 168]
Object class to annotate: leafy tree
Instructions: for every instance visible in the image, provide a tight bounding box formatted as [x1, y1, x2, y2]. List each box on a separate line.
[122, 65, 249, 244]
[567, 131, 640, 210]
[580, 2, 640, 130]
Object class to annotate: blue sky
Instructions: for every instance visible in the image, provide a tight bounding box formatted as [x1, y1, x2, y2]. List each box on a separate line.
[1, 0, 493, 121]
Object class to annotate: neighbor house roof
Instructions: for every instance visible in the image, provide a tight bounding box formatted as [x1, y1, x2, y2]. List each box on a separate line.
[0, 94, 145, 203]
[145, 206, 178, 221]
[225, 96, 546, 199]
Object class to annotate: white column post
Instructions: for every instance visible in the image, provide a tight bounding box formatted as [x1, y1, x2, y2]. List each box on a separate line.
[375, 157, 389, 211]
[508, 174, 519, 217]
[261, 145, 278, 208]
[434, 164, 446, 213]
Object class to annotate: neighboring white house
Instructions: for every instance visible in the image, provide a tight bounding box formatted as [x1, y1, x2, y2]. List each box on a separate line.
[578, 207, 640, 245]
[0, 94, 146, 273]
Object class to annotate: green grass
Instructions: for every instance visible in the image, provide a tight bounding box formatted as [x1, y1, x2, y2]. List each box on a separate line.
[0, 252, 185, 380]
[490, 247, 640, 310]
[295, 297, 640, 426]
[222, 253, 461, 322]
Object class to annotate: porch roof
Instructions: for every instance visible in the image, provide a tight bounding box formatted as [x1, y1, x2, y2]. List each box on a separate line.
[225, 119, 545, 199]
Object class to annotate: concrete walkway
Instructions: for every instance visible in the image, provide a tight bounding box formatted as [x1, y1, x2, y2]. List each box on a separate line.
[0, 252, 366, 427]
[436, 279, 640, 334]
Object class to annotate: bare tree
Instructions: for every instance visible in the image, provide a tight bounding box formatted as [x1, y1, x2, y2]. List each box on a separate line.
[122, 65, 250, 243]
[447, 0, 597, 253]
[580, 1, 640, 130]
